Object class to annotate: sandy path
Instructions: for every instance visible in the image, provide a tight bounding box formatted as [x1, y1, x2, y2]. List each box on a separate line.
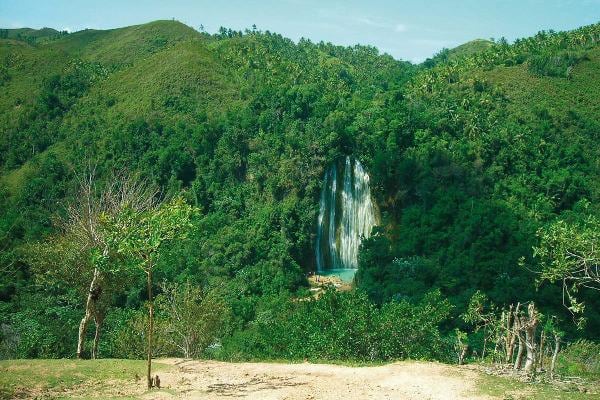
[142, 359, 494, 400]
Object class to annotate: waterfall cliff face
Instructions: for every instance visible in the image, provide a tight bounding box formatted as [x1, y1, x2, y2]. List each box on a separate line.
[315, 156, 377, 272]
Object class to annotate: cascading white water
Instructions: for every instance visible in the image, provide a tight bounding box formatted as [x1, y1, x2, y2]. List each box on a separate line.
[315, 156, 377, 272]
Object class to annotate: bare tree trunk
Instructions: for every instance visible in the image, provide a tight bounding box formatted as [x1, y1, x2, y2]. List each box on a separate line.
[77, 268, 99, 359]
[147, 268, 154, 390]
[184, 337, 191, 359]
[77, 311, 92, 359]
[505, 305, 516, 363]
[523, 303, 539, 373]
[493, 339, 500, 363]
[524, 328, 537, 373]
[507, 334, 516, 364]
[514, 333, 525, 370]
[481, 330, 487, 361]
[538, 330, 546, 371]
[92, 312, 104, 359]
[550, 334, 561, 379]
[458, 345, 467, 365]
[512, 304, 524, 370]
[455, 333, 468, 365]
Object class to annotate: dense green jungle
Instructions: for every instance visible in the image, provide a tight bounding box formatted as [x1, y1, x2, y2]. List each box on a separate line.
[0, 20, 599, 373]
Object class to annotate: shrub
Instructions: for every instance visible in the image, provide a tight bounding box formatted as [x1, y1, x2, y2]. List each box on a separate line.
[218, 289, 453, 362]
[557, 340, 600, 379]
[154, 282, 229, 358]
[106, 282, 229, 359]
[528, 50, 589, 78]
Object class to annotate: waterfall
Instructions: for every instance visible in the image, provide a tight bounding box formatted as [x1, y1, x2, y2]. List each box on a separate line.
[315, 156, 377, 272]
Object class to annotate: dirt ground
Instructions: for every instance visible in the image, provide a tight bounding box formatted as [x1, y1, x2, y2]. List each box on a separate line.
[141, 359, 494, 400]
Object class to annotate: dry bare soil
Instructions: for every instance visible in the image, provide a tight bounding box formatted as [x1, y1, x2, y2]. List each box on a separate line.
[143, 359, 490, 400]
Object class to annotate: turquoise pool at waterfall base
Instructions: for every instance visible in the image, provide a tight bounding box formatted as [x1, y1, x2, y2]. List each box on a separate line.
[318, 269, 357, 283]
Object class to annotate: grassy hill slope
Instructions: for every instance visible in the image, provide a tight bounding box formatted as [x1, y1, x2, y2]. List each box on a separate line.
[448, 39, 494, 60]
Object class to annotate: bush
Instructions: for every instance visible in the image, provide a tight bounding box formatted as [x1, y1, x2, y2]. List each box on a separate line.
[154, 282, 229, 358]
[99, 308, 144, 359]
[0, 292, 80, 359]
[104, 308, 150, 359]
[528, 50, 589, 78]
[557, 340, 600, 379]
[218, 289, 453, 362]
[106, 282, 229, 359]
[375, 290, 453, 361]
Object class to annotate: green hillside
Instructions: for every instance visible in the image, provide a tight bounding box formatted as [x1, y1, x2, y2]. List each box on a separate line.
[424, 38, 494, 66]
[0, 27, 65, 44]
[451, 39, 494, 58]
[0, 20, 599, 367]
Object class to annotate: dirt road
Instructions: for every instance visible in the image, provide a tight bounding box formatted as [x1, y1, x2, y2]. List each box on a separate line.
[142, 359, 493, 400]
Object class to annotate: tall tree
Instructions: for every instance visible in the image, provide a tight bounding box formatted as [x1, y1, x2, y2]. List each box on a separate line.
[109, 197, 194, 388]
[534, 213, 599, 316]
[63, 168, 158, 358]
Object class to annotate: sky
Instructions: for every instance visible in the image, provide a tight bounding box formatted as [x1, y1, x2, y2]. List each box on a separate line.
[1, 0, 599, 62]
